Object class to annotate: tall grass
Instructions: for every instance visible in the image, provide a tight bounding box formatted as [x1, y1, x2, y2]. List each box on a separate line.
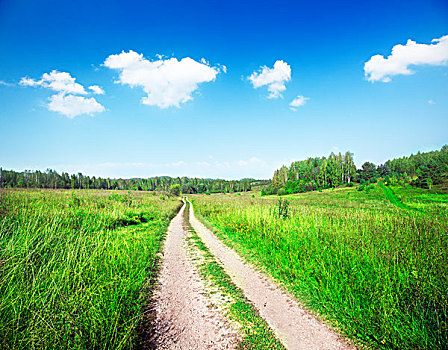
[0, 189, 181, 349]
[192, 185, 448, 349]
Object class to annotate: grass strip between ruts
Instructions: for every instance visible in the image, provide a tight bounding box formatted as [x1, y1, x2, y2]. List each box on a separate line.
[183, 201, 285, 350]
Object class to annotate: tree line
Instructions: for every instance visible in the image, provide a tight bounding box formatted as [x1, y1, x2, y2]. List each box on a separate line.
[266, 145, 448, 195]
[0, 168, 263, 194]
[378, 145, 448, 189]
[2, 146, 446, 195]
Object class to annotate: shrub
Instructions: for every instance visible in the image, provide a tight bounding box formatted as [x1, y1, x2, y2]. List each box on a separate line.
[275, 198, 290, 219]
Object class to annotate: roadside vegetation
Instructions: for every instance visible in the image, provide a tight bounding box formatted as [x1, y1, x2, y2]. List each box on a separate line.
[191, 184, 448, 349]
[0, 189, 181, 349]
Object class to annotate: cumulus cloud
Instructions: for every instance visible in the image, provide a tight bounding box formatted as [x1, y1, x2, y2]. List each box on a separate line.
[248, 60, 291, 98]
[20, 70, 105, 118]
[48, 93, 105, 119]
[20, 70, 87, 94]
[364, 35, 448, 82]
[104, 50, 222, 108]
[89, 85, 105, 94]
[289, 95, 309, 111]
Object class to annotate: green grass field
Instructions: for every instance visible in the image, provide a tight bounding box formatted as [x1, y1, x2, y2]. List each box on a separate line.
[191, 184, 448, 349]
[0, 189, 181, 349]
[2, 184, 447, 349]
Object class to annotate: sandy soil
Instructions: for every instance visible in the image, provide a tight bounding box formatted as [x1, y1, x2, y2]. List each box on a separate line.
[188, 201, 355, 350]
[151, 202, 239, 349]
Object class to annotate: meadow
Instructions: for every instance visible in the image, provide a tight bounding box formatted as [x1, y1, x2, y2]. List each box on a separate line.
[191, 183, 448, 349]
[0, 189, 181, 349]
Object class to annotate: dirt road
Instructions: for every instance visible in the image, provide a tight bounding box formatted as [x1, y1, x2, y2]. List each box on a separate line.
[151, 202, 239, 349]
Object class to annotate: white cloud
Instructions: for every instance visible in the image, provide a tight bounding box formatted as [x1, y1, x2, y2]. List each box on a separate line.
[170, 161, 187, 167]
[89, 85, 105, 95]
[212, 157, 266, 168]
[196, 161, 211, 166]
[364, 35, 448, 82]
[48, 93, 105, 119]
[0, 80, 14, 86]
[428, 100, 435, 104]
[214, 161, 231, 168]
[20, 70, 87, 94]
[248, 60, 291, 98]
[20, 70, 105, 118]
[289, 95, 309, 111]
[99, 162, 145, 167]
[104, 50, 222, 108]
[249, 157, 263, 164]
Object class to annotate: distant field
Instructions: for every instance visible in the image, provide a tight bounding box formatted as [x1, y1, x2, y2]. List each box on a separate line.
[191, 184, 448, 349]
[0, 189, 181, 349]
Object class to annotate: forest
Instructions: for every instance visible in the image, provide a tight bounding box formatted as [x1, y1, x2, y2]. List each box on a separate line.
[2, 146, 447, 196]
[266, 145, 448, 195]
[0, 168, 265, 194]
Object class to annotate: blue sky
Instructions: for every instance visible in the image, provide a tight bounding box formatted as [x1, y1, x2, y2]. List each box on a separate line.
[0, 0, 447, 179]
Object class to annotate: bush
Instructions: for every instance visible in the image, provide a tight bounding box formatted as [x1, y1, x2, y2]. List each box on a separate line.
[169, 184, 181, 197]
